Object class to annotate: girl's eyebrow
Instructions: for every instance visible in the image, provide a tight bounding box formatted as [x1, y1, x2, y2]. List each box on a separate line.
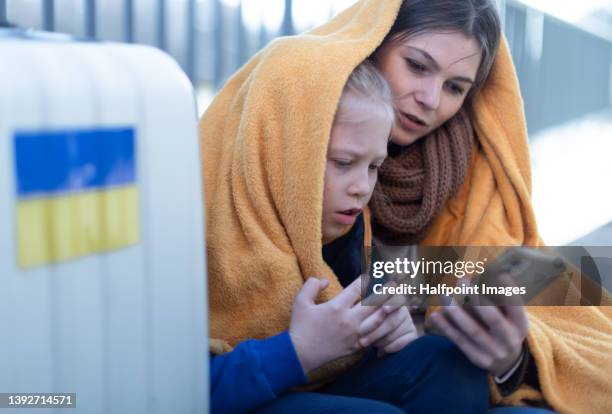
[329, 147, 365, 157]
[407, 46, 475, 85]
[329, 147, 387, 160]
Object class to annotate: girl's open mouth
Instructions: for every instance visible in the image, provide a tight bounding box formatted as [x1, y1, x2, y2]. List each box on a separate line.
[334, 209, 361, 225]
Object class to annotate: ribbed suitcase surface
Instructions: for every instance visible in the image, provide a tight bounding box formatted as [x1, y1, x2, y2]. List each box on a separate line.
[0, 34, 208, 413]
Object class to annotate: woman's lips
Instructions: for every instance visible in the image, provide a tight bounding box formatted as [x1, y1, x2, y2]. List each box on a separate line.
[398, 111, 427, 132]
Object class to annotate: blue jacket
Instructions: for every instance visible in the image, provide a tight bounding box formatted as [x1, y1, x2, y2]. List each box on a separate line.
[210, 214, 365, 413]
[210, 331, 307, 414]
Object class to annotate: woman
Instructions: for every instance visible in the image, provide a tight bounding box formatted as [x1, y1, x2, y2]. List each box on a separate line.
[366, 0, 612, 413]
[200, 0, 612, 413]
[368, 0, 531, 393]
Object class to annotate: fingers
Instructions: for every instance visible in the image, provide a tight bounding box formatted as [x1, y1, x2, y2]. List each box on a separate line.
[374, 313, 415, 348]
[443, 306, 505, 360]
[353, 292, 403, 327]
[470, 305, 528, 355]
[357, 307, 387, 336]
[429, 305, 528, 375]
[381, 331, 419, 355]
[334, 277, 363, 307]
[353, 278, 411, 341]
[295, 277, 328, 306]
[358, 306, 409, 348]
[357, 302, 407, 336]
[429, 311, 493, 369]
[502, 304, 529, 336]
[472, 306, 519, 351]
[353, 277, 408, 321]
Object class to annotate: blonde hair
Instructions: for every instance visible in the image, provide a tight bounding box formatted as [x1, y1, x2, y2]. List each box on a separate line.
[335, 61, 395, 128]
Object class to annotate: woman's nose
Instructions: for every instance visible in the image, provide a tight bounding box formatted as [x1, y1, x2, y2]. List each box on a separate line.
[414, 78, 442, 110]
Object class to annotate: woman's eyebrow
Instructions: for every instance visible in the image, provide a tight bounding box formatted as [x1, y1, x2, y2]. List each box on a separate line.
[407, 46, 440, 69]
[407, 46, 475, 84]
[453, 77, 475, 85]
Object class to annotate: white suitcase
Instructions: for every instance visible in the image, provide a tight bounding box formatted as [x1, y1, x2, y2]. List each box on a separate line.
[0, 30, 208, 413]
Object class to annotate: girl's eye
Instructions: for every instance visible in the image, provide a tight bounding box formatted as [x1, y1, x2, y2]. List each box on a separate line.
[369, 164, 382, 171]
[447, 82, 465, 96]
[406, 59, 427, 74]
[334, 159, 352, 167]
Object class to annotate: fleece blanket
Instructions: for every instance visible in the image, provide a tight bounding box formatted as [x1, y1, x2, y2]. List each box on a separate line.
[199, 1, 612, 411]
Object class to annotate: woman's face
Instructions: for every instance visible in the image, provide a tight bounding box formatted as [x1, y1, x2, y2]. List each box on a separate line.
[374, 31, 482, 146]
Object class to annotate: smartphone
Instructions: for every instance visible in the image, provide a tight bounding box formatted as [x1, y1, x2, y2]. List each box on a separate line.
[428, 247, 568, 333]
[478, 247, 566, 303]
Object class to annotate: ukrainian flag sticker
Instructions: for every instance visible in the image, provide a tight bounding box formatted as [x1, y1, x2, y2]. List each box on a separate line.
[14, 127, 139, 268]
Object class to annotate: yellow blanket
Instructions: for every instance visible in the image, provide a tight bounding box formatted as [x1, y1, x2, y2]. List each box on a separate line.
[199, 0, 612, 412]
[200, 0, 397, 371]
[417, 7, 612, 412]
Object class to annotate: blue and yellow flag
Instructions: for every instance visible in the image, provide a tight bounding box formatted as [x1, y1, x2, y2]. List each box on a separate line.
[14, 127, 139, 268]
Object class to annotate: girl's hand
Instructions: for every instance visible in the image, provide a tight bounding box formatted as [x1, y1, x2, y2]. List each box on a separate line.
[289, 277, 386, 374]
[429, 305, 529, 377]
[359, 306, 418, 355]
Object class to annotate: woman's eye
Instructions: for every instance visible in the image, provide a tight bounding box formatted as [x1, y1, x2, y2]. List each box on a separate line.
[447, 82, 465, 96]
[369, 164, 382, 171]
[406, 59, 427, 73]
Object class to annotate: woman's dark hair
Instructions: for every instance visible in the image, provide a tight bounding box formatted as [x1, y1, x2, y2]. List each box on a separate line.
[374, 0, 501, 99]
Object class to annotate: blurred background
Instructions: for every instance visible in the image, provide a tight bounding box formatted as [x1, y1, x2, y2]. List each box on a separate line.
[2, 0, 612, 246]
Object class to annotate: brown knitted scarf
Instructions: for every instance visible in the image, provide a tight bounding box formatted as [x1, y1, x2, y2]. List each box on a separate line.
[370, 108, 474, 244]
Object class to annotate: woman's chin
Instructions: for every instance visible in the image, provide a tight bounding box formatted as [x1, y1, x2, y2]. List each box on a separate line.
[390, 126, 427, 147]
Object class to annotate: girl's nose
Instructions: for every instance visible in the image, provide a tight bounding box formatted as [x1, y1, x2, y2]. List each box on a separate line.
[348, 168, 372, 198]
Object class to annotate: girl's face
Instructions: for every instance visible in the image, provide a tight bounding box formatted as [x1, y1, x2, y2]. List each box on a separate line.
[322, 96, 390, 243]
[374, 31, 482, 146]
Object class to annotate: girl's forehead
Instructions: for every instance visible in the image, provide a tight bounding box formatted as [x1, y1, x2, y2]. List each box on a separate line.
[335, 93, 392, 124]
[329, 117, 389, 159]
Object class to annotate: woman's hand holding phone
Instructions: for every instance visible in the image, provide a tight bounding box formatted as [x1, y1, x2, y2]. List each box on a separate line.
[429, 304, 529, 377]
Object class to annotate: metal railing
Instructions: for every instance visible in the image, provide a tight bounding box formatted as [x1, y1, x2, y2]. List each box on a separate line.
[2, 0, 610, 134]
[505, 0, 611, 133]
[0, 0, 7, 26]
